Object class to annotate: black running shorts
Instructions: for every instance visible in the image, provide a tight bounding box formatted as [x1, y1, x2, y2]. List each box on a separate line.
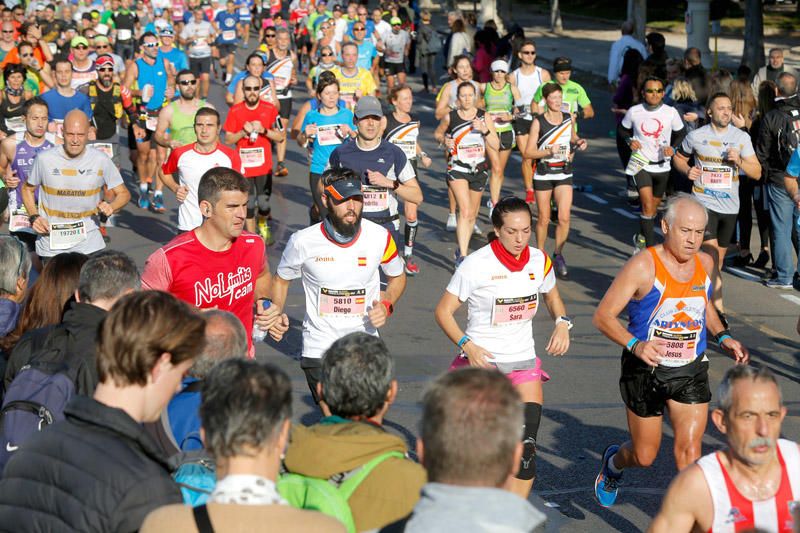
[632, 169, 669, 199]
[704, 209, 738, 247]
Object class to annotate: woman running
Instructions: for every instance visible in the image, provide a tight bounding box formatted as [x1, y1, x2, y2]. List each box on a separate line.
[435, 81, 499, 267]
[524, 82, 587, 279]
[435, 195, 571, 499]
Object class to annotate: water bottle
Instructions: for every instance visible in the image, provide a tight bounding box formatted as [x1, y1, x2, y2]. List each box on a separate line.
[252, 298, 271, 343]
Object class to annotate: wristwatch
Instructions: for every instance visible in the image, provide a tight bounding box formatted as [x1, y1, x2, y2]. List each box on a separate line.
[28, 214, 40, 225]
[381, 299, 394, 317]
[555, 316, 574, 330]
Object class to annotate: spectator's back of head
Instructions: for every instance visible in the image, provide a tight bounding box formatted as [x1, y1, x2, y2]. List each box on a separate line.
[78, 250, 140, 308]
[200, 359, 292, 459]
[321, 332, 395, 419]
[420, 368, 523, 487]
[684, 47, 702, 67]
[0, 236, 31, 298]
[188, 309, 247, 379]
[621, 20, 634, 35]
[776, 72, 797, 98]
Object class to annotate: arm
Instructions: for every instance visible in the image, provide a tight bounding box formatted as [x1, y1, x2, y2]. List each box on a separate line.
[22, 183, 49, 234]
[434, 290, 493, 368]
[580, 103, 595, 120]
[153, 106, 175, 148]
[647, 466, 709, 533]
[523, 118, 555, 160]
[105, 183, 130, 213]
[394, 176, 422, 205]
[433, 113, 450, 145]
[482, 115, 500, 152]
[254, 264, 272, 300]
[434, 83, 451, 120]
[542, 285, 569, 356]
[698, 252, 749, 364]
[737, 153, 761, 180]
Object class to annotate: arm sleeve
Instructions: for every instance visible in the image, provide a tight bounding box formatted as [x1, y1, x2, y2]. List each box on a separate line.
[620, 108, 633, 129]
[380, 231, 404, 277]
[161, 147, 179, 174]
[445, 262, 473, 302]
[223, 109, 239, 133]
[740, 135, 756, 158]
[678, 131, 694, 158]
[577, 85, 591, 108]
[276, 232, 304, 280]
[102, 156, 124, 189]
[141, 249, 173, 291]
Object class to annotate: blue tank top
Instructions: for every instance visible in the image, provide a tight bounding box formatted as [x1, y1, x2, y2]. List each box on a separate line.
[136, 54, 169, 112]
[11, 133, 53, 206]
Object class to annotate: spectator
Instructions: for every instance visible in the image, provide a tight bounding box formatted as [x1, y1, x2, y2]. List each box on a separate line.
[386, 368, 547, 531]
[751, 48, 798, 98]
[447, 18, 470, 69]
[684, 47, 710, 106]
[612, 48, 644, 168]
[671, 77, 705, 131]
[709, 68, 733, 98]
[0, 291, 206, 532]
[141, 359, 345, 532]
[756, 72, 800, 288]
[663, 57, 684, 104]
[471, 29, 495, 83]
[643, 32, 667, 80]
[0, 236, 30, 383]
[607, 20, 647, 86]
[283, 332, 426, 532]
[416, 9, 440, 94]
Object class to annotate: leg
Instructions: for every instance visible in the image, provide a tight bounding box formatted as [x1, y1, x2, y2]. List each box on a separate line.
[534, 187, 552, 251]
[638, 185, 657, 247]
[768, 183, 795, 284]
[665, 400, 708, 470]
[489, 147, 511, 206]
[276, 115, 289, 173]
[200, 72, 210, 99]
[246, 177, 257, 232]
[450, 177, 473, 257]
[509, 379, 543, 498]
[737, 176, 754, 257]
[448, 186, 456, 215]
[612, 408, 664, 470]
[552, 182, 573, 255]
[517, 134, 533, 197]
[403, 201, 418, 257]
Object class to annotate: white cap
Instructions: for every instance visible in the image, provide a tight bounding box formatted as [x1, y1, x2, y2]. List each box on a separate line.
[491, 59, 509, 73]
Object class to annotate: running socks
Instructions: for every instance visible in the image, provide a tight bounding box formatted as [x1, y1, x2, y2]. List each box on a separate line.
[607, 452, 623, 476]
[640, 215, 656, 247]
[404, 220, 418, 256]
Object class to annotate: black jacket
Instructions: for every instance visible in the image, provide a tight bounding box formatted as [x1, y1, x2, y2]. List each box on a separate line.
[4, 300, 105, 393]
[756, 94, 800, 187]
[0, 395, 182, 532]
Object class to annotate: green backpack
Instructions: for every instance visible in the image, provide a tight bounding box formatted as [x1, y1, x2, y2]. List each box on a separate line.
[277, 450, 405, 533]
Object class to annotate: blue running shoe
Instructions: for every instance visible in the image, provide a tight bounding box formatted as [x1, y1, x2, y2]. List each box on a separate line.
[595, 444, 622, 507]
[138, 186, 150, 210]
[151, 193, 166, 214]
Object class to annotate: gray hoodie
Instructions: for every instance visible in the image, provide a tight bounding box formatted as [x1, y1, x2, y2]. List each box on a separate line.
[404, 482, 546, 533]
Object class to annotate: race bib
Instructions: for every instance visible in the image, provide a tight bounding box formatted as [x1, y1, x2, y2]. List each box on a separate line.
[273, 76, 288, 91]
[362, 185, 389, 211]
[701, 164, 734, 190]
[546, 143, 570, 163]
[457, 142, 485, 165]
[340, 93, 355, 108]
[318, 287, 366, 317]
[5, 116, 25, 133]
[650, 328, 698, 367]
[145, 114, 159, 131]
[491, 294, 537, 326]
[317, 124, 342, 146]
[239, 6, 250, 16]
[9, 210, 32, 233]
[93, 143, 114, 158]
[386, 49, 401, 61]
[240, 146, 265, 168]
[625, 151, 649, 176]
[561, 102, 572, 114]
[117, 28, 132, 41]
[393, 139, 416, 158]
[172, 5, 184, 18]
[222, 30, 236, 41]
[490, 112, 511, 127]
[49, 220, 87, 250]
[141, 84, 154, 103]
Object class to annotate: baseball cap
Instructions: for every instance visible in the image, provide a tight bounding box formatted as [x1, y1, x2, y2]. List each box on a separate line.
[71, 35, 89, 47]
[35, 3, 45, 10]
[491, 59, 509, 73]
[553, 57, 572, 72]
[159, 26, 175, 36]
[93, 34, 110, 44]
[332, 4, 342, 11]
[354, 96, 383, 119]
[324, 177, 363, 201]
[390, 16, 401, 25]
[95, 54, 114, 68]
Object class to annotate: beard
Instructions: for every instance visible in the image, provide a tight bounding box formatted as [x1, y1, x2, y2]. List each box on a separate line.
[329, 207, 361, 237]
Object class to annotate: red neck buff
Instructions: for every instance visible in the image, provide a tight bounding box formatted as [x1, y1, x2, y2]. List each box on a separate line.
[490, 238, 529, 272]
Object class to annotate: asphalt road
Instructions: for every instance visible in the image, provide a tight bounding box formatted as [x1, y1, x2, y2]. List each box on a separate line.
[99, 41, 800, 533]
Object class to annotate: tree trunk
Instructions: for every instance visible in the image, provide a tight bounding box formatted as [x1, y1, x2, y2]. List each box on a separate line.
[627, 0, 647, 42]
[479, 0, 505, 35]
[550, 0, 562, 33]
[742, 0, 765, 73]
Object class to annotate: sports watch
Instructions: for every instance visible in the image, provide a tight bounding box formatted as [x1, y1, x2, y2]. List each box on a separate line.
[555, 316, 574, 330]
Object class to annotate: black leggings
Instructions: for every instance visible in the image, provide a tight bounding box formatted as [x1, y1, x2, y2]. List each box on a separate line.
[738, 176, 770, 251]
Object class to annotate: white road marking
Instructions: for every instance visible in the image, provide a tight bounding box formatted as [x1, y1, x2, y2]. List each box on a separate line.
[418, 104, 434, 111]
[511, 153, 523, 163]
[724, 267, 763, 283]
[584, 193, 607, 204]
[612, 207, 637, 219]
[780, 294, 800, 306]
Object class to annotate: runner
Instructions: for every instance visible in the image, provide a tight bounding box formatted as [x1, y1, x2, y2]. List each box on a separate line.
[524, 82, 588, 279]
[224, 75, 283, 244]
[265, 167, 407, 403]
[509, 39, 551, 205]
[228, 52, 278, 107]
[160, 108, 243, 231]
[381, 84, 432, 276]
[235, 0, 252, 48]
[619, 76, 686, 250]
[592, 193, 749, 508]
[68, 35, 96, 91]
[533, 57, 594, 124]
[350, 19, 379, 77]
[333, 41, 376, 111]
[305, 45, 337, 93]
[649, 366, 798, 533]
[434, 81, 499, 266]
[297, 73, 354, 223]
[181, 6, 215, 99]
[142, 166, 276, 358]
[214, 0, 240, 84]
[434, 195, 571, 499]
[266, 27, 296, 178]
[483, 59, 520, 213]
[673, 92, 761, 326]
[382, 16, 409, 94]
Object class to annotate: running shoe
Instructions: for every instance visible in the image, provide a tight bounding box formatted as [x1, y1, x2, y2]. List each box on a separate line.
[553, 253, 568, 278]
[473, 224, 483, 236]
[138, 186, 150, 210]
[446, 213, 457, 232]
[524, 188, 534, 204]
[486, 199, 493, 218]
[632, 233, 646, 255]
[151, 193, 166, 214]
[99, 225, 110, 243]
[257, 219, 274, 246]
[275, 162, 289, 177]
[764, 279, 793, 290]
[595, 444, 622, 507]
[404, 256, 420, 276]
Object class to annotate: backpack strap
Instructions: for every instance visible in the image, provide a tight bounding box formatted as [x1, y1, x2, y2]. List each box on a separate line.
[192, 504, 215, 533]
[337, 450, 406, 501]
[378, 513, 412, 533]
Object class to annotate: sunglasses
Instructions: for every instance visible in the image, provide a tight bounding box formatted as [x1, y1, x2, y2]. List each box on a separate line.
[1, 30, 13, 34]
[265, 33, 276, 37]
[243, 86, 260, 91]
[321, 53, 334, 57]
[143, 42, 158, 48]
[96, 44, 109, 48]
[74, 45, 88, 50]
[97, 66, 113, 71]
[521, 50, 536, 55]
[179, 79, 197, 85]
[20, 53, 33, 58]
[353, 27, 365, 31]
[644, 88, 664, 94]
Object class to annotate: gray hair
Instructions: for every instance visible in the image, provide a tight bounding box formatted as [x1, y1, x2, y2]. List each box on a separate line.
[717, 365, 782, 415]
[200, 359, 292, 458]
[0, 236, 30, 295]
[768, 48, 784, 57]
[777, 72, 797, 97]
[321, 332, 394, 418]
[621, 20, 634, 35]
[663, 192, 708, 228]
[189, 310, 247, 379]
[274, 26, 290, 37]
[78, 250, 140, 303]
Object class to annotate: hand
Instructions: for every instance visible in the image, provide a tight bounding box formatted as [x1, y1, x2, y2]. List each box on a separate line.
[96, 200, 114, 217]
[546, 323, 570, 356]
[662, 146, 675, 157]
[721, 337, 749, 365]
[339, 123, 353, 137]
[366, 169, 393, 188]
[268, 313, 290, 341]
[548, 144, 559, 156]
[170, 140, 182, 149]
[243, 121, 253, 134]
[575, 138, 588, 151]
[421, 155, 432, 168]
[4, 168, 20, 189]
[304, 123, 317, 136]
[725, 147, 742, 167]
[471, 117, 487, 134]
[32, 216, 49, 235]
[176, 185, 189, 202]
[88, 128, 96, 141]
[683, 112, 698, 123]
[462, 340, 494, 368]
[252, 120, 264, 133]
[367, 299, 388, 328]
[354, 89, 363, 100]
[731, 113, 746, 129]
[688, 166, 702, 181]
[633, 339, 667, 367]
[254, 300, 283, 331]
[629, 140, 642, 151]
[444, 137, 455, 150]
[165, 85, 175, 100]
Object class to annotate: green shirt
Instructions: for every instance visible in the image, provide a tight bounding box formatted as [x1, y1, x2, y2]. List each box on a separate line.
[533, 79, 591, 114]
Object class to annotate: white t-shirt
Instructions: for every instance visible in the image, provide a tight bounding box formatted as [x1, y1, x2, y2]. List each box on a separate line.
[161, 143, 244, 230]
[383, 29, 409, 64]
[276, 219, 405, 359]
[374, 20, 391, 47]
[181, 20, 214, 58]
[446, 244, 556, 363]
[621, 103, 684, 173]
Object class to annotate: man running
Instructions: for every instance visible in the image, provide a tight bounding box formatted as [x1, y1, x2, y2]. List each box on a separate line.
[266, 27, 295, 178]
[160, 108, 242, 231]
[214, 0, 240, 84]
[266, 167, 407, 402]
[673, 92, 761, 327]
[334, 41, 377, 110]
[181, 6, 215, 99]
[533, 57, 594, 123]
[592, 193, 748, 508]
[382, 16, 409, 93]
[649, 366, 798, 533]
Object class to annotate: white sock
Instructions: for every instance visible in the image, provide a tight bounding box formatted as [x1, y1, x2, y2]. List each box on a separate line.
[607, 452, 623, 475]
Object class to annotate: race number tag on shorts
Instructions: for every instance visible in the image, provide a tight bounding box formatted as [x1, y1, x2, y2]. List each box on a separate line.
[273, 76, 288, 91]
[49, 221, 87, 250]
[317, 125, 342, 146]
[701, 165, 734, 189]
[491, 294, 537, 326]
[393, 140, 416, 158]
[362, 186, 389, 211]
[561, 102, 572, 114]
[94, 143, 114, 158]
[650, 328, 698, 367]
[240, 147, 265, 168]
[117, 28, 132, 41]
[222, 30, 236, 41]
[9, 211, 32, 233]
[318, 287, 366, 317]
[625, 151, 649, 176]
[146, 114, 159, 131]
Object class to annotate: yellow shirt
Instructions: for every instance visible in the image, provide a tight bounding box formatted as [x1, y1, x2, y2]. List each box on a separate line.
[333, 67, 376, 109]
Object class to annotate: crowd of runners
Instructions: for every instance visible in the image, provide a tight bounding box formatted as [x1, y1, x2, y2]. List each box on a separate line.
[0, 1, 797, 531]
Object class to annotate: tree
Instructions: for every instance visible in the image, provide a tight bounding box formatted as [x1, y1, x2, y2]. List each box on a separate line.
[742, 0, 765, 73]
[550, 0, 562, 33]
[627, 0, 646, 42]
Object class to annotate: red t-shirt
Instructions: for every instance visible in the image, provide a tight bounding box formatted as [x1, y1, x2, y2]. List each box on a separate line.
[141, 229, 267, 357]
[223, 100, 279, 178]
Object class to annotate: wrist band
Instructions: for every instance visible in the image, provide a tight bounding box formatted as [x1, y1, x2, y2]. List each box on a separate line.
[626, 337, 639, 351]
[716, 329, 732, 346]
[457, 335, 471, 349]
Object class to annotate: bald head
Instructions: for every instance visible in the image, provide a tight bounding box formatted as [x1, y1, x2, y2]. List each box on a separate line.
[63, 110, 89, 158]
[664, 193, 708, 229]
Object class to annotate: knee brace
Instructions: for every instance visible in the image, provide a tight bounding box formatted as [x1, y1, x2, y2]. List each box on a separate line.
[517, 402, 542, 481]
